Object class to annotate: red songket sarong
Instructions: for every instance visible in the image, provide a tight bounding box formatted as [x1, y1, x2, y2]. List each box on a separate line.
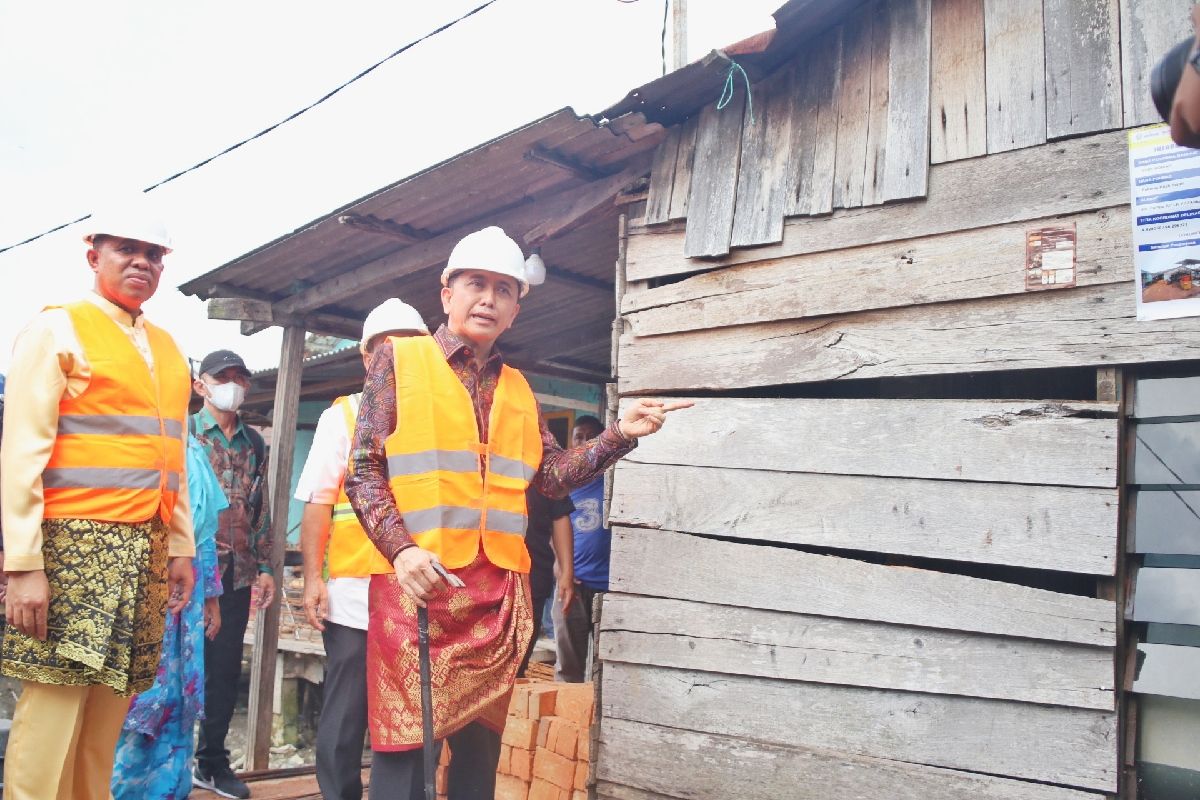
[367, 552, 533, 750]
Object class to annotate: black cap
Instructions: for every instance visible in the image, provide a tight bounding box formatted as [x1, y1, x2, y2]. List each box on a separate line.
[199, 349, 251, 378]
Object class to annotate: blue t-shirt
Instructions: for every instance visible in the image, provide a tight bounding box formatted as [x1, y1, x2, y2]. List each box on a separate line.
[569, 476, 610, 591]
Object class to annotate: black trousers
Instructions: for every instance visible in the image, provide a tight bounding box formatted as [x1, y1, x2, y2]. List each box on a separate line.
[196, 565, 253, 771]
[517, 593, 549, 677]
[368, 722, 500, 800]
[317, 621, 369, 800]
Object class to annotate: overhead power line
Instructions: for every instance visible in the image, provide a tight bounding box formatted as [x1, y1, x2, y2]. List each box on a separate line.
[0, 0, 500, 256]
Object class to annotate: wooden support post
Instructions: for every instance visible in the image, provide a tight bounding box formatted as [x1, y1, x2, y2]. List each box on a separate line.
[604, 214, 629, 530]
[1098, 366, 1137, 800]
[672, 0, 688, 70]
[246, 325, 306, 770]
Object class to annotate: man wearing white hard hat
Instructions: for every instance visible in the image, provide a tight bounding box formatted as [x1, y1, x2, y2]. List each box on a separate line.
[1, 195, 196, 800]
[344, 226, 691, 799]
[295, 299, 428, 800]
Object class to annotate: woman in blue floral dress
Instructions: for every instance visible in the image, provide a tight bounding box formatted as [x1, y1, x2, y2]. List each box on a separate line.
[111, 435, 228, 799]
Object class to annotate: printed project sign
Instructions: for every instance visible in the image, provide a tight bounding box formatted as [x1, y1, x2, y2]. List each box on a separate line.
[1129, 124, 1200, 321]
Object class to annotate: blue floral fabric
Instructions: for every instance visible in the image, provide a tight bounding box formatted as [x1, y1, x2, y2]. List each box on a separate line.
[111, 436, 227, 799]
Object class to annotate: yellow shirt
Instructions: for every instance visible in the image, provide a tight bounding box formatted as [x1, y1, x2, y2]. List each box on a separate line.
[1, 292, 195, 571]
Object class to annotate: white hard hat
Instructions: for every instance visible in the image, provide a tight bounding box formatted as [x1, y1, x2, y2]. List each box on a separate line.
[360, 298, 428, 353]
[441, 226, 546, 298]
[83, 193, 173, 253]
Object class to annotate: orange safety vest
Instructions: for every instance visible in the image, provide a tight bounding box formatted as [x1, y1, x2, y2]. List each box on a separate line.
[327, 393, 393, 577]
[42, 301, 190, 524]
[384, 335, 542, 573]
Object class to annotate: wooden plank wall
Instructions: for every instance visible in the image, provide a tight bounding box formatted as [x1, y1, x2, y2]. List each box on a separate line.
[599, 399, 1121, 796]
[643, 0, 1190, 262]
[601, 4, 1197, 799]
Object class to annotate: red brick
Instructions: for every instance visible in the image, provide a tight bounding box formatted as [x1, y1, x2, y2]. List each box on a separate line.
[537, 716, 552, 749]
[508, 682, 532, 717]
[551, 719, 579, 760]
[495, 774, 530, 800]
[511, 747, 534, 782]
[502, 717, 539, 750]
[577, 732, 591, 763]
[528, 778, 566, 800]
[553, 685, 594, 726]
[527, 685, 559, 719]
[572, 791, 587, 800]
[497, 743, 512, 774]
[533, 746, 575, 790]
[573, 760, 587, 791]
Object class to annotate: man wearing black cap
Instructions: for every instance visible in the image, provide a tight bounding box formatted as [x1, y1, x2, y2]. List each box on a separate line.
[191, 349, 274, 799]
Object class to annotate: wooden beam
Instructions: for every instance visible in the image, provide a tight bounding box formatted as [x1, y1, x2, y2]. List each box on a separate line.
[616, 282, 1200, 394]
[611, 527, 1117, 645]
[246, 325, 305, 769]
[524, 145, 606, 182]
[273, 159, 650, 317]
[210, 297, 362, 340]
[612, 461, 1118, 574]
[600, 594, 1114, 709]
[603, 662, 1117, 792]
[624, 396, 1118, 488]
[598, 719, 1105, 800]
[337, 213, 432, 245]
[523, 158, 653, 247]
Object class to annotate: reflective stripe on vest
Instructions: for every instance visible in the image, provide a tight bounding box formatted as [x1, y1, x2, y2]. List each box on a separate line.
[399, 505, 528, 537]
[43, 467, 181, 493]
[387, 449, 479, 476]
[327, 393, 394, 578]
[58, 414, 185, 439]
[42, 301, 190, 524]
[384, 335, 542, 573]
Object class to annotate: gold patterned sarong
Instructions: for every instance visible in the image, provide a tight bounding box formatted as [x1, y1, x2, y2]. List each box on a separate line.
[367, 551, 533, 750]
[1, 517, 169, 696]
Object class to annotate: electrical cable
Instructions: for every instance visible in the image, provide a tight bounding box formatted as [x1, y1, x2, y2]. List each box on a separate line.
[0, 0, 500, 256]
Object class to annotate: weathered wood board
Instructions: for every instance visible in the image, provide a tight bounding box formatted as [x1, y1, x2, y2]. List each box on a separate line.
[682, 94, 745, 258]
[626, 129, 1129, 281]
[598, 719, 1106, 800]
[984, 0, 1047, 153]
[930, 0, 987, 163]
[610, 528, 1117, 646]
[667, 116, 698, 221]
[1044, 0, 1122, 139]
[599, 594, 1114, 708]
[602, 663, 1118, 791]
[1119, 0, 1194, 127]
[730, 67, 795, 248]
[643, 127, 681, 225]
[883, 0, 932, 200]
[610, 461, 1118, 573]
[623, 206, 1131, 333]
[862, 0, 891, 207]
[622, 397, 1117, 487]
[834, 13, 874, 209]
[787, 31, 842, 216]
[617, 283, 1200, 393]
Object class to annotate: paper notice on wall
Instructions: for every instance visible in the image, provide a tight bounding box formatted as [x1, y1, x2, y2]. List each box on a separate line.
[1025, 225, 1076, 291]
[1129, 124, 1200, 321]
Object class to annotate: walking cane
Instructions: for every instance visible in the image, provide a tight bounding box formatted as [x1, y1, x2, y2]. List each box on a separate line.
[418, 560, 464, 800]
[417, 604, 436, 800]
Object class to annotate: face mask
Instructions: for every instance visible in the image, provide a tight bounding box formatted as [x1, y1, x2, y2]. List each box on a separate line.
[206, 381, 246, 412]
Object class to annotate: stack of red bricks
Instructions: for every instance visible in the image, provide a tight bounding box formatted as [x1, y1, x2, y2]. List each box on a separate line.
[494, 682, 595, 800]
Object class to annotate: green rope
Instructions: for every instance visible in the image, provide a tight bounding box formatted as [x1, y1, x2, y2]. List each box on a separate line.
[717, 59, 755, 125]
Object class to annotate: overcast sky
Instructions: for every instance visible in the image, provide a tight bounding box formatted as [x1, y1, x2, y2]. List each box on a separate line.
[0, 0, 779, 372]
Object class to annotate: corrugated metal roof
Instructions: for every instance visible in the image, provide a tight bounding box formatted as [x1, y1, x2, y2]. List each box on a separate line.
[179, 107, 661, 379]
[595, 0, 866, 127]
